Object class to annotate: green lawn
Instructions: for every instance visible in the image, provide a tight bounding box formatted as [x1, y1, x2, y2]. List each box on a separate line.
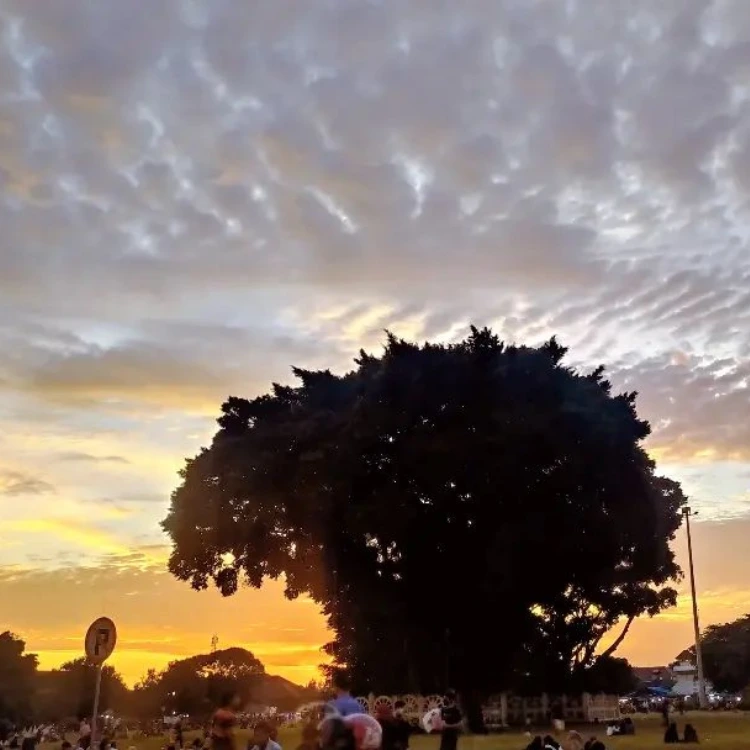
[48, 713, 750, 750]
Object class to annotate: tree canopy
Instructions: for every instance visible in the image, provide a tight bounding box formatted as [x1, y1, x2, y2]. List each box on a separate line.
[130, 648, 265, 719]
[36, 658, 129, 722]
[677, 614, 750, 693]
[163, 328, 686, 693]
[575, 656, 638, 696]
[0, 632, 38, 724]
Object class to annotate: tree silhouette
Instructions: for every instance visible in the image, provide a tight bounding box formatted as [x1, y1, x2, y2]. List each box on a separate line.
[163, 328, 686, 693]
[130, 648, 265, 719]
[678, 614, 750, 693]
[55, 658, 129, 719]
[0, 632, 37, 723]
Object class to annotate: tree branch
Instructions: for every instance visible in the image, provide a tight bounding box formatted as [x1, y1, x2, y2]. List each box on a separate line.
[600, 615, 636, 658]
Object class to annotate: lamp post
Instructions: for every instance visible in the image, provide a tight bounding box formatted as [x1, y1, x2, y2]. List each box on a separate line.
[683, 506, 708, 709]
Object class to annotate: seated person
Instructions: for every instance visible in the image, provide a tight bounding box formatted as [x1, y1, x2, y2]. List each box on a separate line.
[683, 724, 699, 744]
[248, 723, 281, 750]
[664, 722, 679, 744]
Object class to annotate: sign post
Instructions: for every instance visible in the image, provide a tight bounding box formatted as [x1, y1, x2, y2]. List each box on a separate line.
[85, 617, 117, 744]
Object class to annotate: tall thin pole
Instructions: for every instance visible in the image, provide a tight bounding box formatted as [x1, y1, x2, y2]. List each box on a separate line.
[91, 664, 103, 743]
[683, 507, 708, 709]
[445, 628, 451, 687]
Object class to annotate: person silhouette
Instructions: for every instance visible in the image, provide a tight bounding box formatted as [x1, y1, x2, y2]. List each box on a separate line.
[683, 724, 699, 744]
[664, 722, 679, 744]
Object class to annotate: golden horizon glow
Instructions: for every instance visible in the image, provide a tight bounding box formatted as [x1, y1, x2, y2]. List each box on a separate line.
[6, 516, 750, 686]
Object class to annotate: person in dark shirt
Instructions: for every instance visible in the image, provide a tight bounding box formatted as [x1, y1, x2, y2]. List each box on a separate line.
[391, 701, 411, 750]
[319, 718, 356, 750]
[660, 702, 670, 727]
[376, 704, 395, 750]
[439, 691, 462, 750]
[378, 701, 410, 750]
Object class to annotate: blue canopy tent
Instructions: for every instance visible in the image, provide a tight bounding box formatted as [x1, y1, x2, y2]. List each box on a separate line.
[646, 686, 672, 697]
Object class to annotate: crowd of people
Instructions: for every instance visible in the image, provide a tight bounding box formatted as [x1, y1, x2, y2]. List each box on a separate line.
[0, 719, 117, 750]
[202, 675, 462, 750]
[1, 676, 704, 750]
[202, 676, 615, 750]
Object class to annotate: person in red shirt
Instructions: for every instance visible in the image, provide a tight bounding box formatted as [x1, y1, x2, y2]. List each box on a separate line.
[211, 693, 241, 750]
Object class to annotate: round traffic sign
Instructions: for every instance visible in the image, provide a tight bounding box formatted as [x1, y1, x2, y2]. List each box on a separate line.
[85, 617, 117, 664]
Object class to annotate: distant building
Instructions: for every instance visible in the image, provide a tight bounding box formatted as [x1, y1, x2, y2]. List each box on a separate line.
[633, 661, 713, 697]
[670, 660, 713, 697]
[632, 666, 673, 689]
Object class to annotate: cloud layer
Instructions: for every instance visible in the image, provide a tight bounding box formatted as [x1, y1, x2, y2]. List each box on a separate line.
[0, 1, 749, 459]
[1, 0, 749, 675]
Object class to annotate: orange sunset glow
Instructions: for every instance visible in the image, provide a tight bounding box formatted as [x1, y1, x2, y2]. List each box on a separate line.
[2, 0, 750, 689]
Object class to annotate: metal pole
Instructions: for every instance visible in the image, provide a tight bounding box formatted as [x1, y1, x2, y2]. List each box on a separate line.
[683, 507, 708, 709]
[91, 664, 103, 744]
[445, 628, 451, 687]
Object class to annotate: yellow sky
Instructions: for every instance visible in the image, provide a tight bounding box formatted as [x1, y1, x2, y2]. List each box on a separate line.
[3, 516, 750, 686]
[2, 566, 331, 686]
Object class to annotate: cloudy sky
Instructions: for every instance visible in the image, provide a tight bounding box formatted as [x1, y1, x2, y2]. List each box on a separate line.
[2, 0, 750, 686]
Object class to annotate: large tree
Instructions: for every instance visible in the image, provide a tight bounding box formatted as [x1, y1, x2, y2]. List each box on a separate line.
[46, 659, 129, 720]
[0, 632, 38, 724]
[677, 615, 750, 693]
[163, 328, 686, 693]
[130, 648, 265, 719]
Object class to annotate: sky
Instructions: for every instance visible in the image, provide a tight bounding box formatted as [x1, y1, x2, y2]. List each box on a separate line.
[1, 0, 750, 688]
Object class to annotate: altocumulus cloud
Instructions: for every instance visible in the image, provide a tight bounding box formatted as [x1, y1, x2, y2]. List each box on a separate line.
[0, 470, 54, 496]
[0, 0, 748, 543]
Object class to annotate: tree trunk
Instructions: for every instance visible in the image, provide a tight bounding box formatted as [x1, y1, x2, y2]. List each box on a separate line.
[600, 615, 635, 659]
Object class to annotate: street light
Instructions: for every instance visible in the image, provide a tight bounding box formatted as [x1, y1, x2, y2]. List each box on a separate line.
[683, 506, 708, 709]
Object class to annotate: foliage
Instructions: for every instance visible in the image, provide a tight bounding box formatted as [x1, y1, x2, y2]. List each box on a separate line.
[0, 632, 38, 723]
[36, 658, 129, 722]
[163, 328, 686, 693]
[130, 648, 265, 719]
[575, 656, 638, 695]
[678, 614, 750, 693]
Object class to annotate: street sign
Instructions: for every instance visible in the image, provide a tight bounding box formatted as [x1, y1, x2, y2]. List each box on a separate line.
[85, 617, 117, 664]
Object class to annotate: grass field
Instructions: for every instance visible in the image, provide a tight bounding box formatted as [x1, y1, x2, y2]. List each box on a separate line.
[54, 713, 749, 750]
